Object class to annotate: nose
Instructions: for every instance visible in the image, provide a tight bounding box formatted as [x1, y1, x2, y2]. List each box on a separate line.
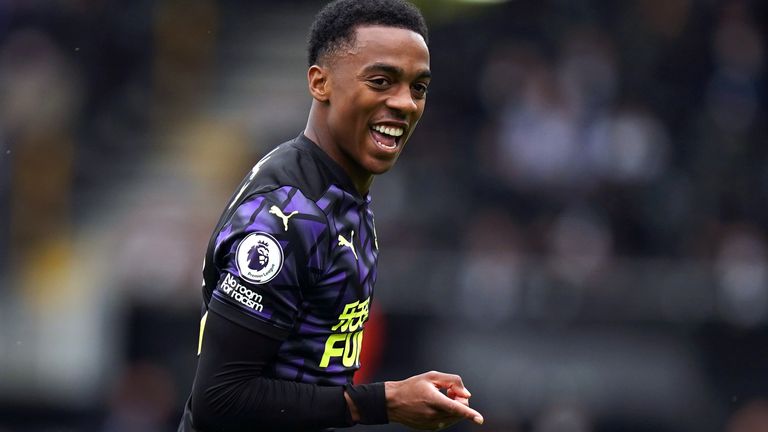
[386, 85, 419, 114]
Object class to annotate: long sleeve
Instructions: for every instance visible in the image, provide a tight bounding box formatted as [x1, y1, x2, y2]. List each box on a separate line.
[190, 310, 354, 432]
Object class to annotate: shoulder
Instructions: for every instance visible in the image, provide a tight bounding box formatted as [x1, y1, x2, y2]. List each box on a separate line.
[214, 186, 331, 283]
[228, 186, 328, 237]
[246, 137, 338, 203]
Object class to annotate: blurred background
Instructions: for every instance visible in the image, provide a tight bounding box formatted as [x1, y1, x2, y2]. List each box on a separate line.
[1, 0, 767, 431]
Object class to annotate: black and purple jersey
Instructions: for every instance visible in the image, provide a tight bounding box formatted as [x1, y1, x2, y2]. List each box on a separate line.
[200, 134, 379, 386]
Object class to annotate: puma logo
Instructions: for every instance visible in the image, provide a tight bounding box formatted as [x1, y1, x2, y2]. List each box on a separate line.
[338, 231, 358, 261]
[269, 205, 298, 232]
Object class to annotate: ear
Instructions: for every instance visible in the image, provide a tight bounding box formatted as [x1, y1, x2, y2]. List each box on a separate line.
[307, 65, 330, 103]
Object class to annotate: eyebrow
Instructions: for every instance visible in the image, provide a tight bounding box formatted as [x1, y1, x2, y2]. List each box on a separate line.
[362, 62, 432, 80]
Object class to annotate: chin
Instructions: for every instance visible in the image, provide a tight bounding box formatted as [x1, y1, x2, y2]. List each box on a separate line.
[366, 158, 399, 175]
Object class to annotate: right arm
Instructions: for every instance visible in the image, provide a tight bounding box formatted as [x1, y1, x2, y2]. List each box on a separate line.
[192, 310, 483, 431]
[191, 309, 353, 431]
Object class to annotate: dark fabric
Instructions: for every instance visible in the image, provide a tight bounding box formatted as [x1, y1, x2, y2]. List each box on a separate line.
[344, 382, 388, 425]
[207, 292, 292, 340]
[202, 133, 362, 309]
[198, 134, 379, 385]
[184, 310, 353, 432]
[179, 132, 387, 431]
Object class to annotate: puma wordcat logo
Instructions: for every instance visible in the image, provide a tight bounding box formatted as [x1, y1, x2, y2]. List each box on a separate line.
[338, 231, 358, 261]
[269, 205, 299, 232]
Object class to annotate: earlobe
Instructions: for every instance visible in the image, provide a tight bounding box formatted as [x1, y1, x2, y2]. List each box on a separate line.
[308, 65, 330, 103]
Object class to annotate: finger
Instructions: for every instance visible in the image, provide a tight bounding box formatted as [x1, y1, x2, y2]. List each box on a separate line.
[426, 371, 472, 398]
[446, 387, 469, 400]
[439, 396, 484, 425]
[454, 386, 472, 399]
[446, 387, 456, 399]
[446, 389, 469, 407]
[454, 396, 470, 406]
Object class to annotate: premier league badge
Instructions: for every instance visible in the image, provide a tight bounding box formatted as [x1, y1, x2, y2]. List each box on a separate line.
[236, 232, 284, 284]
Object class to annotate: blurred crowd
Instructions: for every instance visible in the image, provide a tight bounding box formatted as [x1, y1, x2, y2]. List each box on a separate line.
[1, 0, 767, 431]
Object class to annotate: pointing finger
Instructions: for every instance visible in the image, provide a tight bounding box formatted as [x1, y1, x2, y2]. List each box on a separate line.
[440, 396, 484, 425]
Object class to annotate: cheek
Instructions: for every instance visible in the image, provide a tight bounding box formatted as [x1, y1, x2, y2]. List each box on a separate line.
[327, 104, 353, 138]
[336, 99, 376, 136]
[329, 93, 367, 126]
[405, 104, 426, 135]
[416, 100, 427, 118]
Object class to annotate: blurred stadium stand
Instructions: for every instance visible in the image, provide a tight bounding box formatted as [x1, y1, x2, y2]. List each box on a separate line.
[1, 0, 768, 431]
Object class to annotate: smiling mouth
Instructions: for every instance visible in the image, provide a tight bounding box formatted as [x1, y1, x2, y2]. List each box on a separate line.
[370, 124, 405, 150]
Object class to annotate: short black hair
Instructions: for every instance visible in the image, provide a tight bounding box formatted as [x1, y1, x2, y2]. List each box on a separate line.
[307, 0, 428, 66]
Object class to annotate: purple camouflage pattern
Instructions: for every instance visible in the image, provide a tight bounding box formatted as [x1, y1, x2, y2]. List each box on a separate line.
[210, 183, 378, 386]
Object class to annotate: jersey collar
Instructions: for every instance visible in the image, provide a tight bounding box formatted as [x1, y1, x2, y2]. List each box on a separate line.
[295, 134, 370, 204]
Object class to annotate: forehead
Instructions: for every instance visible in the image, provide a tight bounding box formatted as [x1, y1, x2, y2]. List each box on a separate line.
[336, 25, 430, 72]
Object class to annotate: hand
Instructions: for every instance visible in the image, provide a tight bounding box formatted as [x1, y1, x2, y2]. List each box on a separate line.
[385, 371, 484, 430]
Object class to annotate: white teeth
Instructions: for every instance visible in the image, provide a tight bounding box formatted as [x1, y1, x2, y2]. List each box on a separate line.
[372, 124, 404, 137]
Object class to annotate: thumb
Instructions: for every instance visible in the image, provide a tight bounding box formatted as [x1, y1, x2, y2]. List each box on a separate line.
[447, 385, 472, 400]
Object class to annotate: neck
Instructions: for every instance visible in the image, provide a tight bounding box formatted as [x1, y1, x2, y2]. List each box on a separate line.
[304, 103, 373, 195]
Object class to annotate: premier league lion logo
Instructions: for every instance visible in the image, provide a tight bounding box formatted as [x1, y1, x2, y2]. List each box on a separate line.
[236, 232, 283, 284]
[247, 240, 270, 271]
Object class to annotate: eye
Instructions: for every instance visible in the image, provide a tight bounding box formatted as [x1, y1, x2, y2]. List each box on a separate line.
[412, 82, 429, 99]
[367, 77, 391, 89]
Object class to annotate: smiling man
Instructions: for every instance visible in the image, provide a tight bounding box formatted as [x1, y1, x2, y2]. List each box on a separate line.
[178, 1, 483, 431]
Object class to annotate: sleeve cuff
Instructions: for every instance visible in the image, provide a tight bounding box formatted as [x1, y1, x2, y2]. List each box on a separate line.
[344, 382, 388, 425]
[208, 298, 291, 341]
